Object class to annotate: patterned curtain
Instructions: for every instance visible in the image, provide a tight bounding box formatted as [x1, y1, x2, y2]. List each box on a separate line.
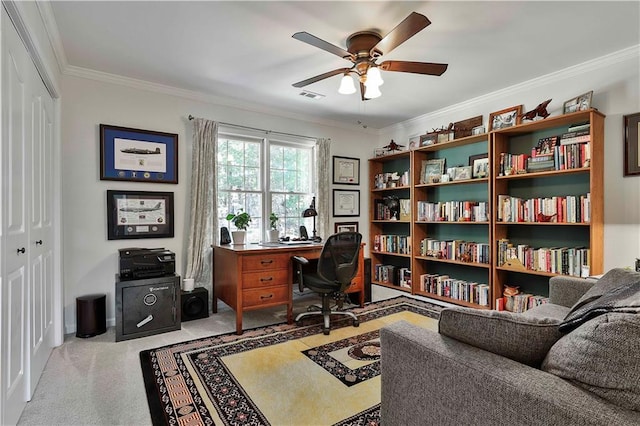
[185, 118, 218, 298]
[316, 138, 331, 239]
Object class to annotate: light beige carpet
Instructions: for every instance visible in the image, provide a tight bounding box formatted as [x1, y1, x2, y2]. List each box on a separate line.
[140, 296, 441, 425]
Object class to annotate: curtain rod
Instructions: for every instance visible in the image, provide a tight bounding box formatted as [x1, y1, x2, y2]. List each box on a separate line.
[188, 115, 316, 140]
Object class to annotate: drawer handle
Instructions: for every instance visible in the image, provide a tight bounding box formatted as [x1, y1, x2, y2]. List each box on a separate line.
[260, 259, 273, 265]
[260, 277, 273, 282]
[260, 294, 274, 300]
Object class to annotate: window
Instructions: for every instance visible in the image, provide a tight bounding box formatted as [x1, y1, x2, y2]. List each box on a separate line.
[217, 129, 316, 243]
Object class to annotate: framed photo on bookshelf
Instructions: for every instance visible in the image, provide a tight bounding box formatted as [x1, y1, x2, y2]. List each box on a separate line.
[469, 154, 489, 178]
[333, 189, 360, 217]
[420, 158, 445, 184]
[332, 156, 360, 185]
[106, 190, 174, 240]
[334, 221, 358, 233]
[100, 124, 178, 183]
[489, 105, 522, 131]
[624, 112, 640, 176]
[563, 91, 593, 114]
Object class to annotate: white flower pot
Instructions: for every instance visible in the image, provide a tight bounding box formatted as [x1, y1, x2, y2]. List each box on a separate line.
[231, 230, 246, 245]
[268, 229, 280, 242]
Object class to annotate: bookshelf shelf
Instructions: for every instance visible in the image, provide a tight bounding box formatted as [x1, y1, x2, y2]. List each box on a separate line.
[414, 291, 491, 309]
[496, 167, 589, 180]
[371, 251, 412, 258]
[415, 221, 489, 225]
[372, 281, 412, 292]
[414, 256, 490, 268]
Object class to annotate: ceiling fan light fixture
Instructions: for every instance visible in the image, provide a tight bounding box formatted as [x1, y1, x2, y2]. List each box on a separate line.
[338, 73, 356, 94]
[365, 66, 384, 87]
[364, 83, 382, 99]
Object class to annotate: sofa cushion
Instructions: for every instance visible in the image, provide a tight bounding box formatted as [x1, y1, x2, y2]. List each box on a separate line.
[560, 268, 640, 333]
[522, 302, 570, 321]
[438, 307, 562, 367]
[542, 312, 640, 411]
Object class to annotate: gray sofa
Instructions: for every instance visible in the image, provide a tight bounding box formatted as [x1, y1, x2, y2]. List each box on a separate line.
[380, 270, 640, 426]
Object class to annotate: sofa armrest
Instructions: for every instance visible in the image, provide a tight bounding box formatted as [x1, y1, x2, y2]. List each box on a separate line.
[380, 321, 640, 426]
[548, 275, 597, 307]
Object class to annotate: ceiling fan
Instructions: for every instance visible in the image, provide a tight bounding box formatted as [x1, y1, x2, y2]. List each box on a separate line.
[292, 12, 448, 100]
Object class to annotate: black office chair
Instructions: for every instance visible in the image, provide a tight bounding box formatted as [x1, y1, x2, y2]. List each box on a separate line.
[292, 232, 362, 335]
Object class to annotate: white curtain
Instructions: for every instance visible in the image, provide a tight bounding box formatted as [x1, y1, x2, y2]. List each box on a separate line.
[185, 118, 218, 297]
[316, 138, 331, 239]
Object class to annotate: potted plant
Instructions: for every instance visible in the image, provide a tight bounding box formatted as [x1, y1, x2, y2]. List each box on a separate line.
[226, 210, 251, 244]
[268, 212, 280, 242]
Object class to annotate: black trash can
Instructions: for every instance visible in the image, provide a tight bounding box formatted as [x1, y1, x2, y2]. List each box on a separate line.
[76, 294, 107, 338]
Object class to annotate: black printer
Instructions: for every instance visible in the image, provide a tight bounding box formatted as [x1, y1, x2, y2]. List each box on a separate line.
[119, 247, 175, 280]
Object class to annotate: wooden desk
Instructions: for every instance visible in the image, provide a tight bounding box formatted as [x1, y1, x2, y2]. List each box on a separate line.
[213, 243, 365, 335]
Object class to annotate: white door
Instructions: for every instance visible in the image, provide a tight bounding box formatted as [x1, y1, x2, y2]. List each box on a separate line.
[27, 66, 55, 396]
[1, 7, 31, 425]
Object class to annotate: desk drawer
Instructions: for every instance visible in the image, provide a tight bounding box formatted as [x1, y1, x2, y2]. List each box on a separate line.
[242, 253, 291, 271]
[243, 269, 289, 289]
[243, 286, 289, 307]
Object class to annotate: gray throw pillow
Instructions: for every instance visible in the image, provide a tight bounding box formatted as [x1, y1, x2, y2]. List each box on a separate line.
[560, 268, 640, 333]
[438, 307, 562, 367]
[542, 312, 640, 411]
[570, 268, 640, 312]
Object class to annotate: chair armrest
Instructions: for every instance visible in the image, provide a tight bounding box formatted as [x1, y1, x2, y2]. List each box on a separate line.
[380, 321, 639, 426]
[291, 256, 309, 266]
[548, 275, 597, 307]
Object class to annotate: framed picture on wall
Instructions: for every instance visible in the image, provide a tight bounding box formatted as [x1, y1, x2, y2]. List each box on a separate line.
[334, 222, 359, 233]
[624, 112, 640, 176]
[100, 124, 179, 183]
[332, 156, 360, 185]
[333, 189, 360, 217]
[106, 190, 174, 240]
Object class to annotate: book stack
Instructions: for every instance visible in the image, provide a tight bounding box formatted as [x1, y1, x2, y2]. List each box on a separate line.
[527, 154, 555, 172]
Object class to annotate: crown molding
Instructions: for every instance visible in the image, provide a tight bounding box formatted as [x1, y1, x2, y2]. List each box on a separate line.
[36, 0, 68, 74]
[387, 44, 640, 133]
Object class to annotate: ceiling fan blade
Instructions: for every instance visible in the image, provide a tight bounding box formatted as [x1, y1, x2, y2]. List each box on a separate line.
[379, 60, 448, 76]
[371, 12, 431, 56]
[292, 68, 352, 88]
[293, 32, 354, 60]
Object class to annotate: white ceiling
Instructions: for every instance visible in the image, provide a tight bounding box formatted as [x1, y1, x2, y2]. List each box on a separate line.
[48, 1, 639, 129]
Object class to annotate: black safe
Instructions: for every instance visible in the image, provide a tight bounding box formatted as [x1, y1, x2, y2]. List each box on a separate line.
[115, 274, 181, 342]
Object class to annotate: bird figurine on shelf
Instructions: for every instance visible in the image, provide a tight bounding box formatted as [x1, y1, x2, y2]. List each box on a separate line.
[536, 213, 557, 222]
[383, 140, 404, 153]
[520, 99, 552, 121]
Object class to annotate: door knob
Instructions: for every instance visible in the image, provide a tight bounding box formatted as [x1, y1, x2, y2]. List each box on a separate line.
[17, 247, 26, 254]
[35, 240, 43, 245]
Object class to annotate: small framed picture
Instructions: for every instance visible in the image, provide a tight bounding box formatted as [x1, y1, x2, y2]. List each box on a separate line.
[453, 166, 473, 181]
[334, 221, 358, 233]
[332, 156, 360, 185]
[100, 124, 178, 183]
[420, 159, 445, 184]
[489, 105, 523, 131]
[374, 148, 386, 157]
[408, 136, 420, 150]
[106, 190, 174, 240]
[624, 112, 640, 176]
[420, 133, 438, 146]
[563, 91, 593, 114]
[469, 154, 489, 178]
[333, 189, 360, 217]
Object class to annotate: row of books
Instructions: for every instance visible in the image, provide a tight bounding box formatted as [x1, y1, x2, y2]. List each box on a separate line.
[495, 294, 550, 313]
[372, 234, 411, 254]
[418, 273, 490, 307]
[497, 193, 590, 223]
[419, 238, 490, 264]
[373, 170, 410, 189]
[497, 238, 591, 277]
[416, 200, 489, 222]
[374, 264, 411, 288]
[499, 142, 590, 175]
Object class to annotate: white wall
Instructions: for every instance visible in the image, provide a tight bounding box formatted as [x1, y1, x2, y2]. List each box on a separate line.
[379, 46, 640, 271]
[60, 75, 374, 333]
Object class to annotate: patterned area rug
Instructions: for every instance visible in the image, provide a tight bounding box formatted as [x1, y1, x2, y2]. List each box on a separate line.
[140, 296, 442, 425]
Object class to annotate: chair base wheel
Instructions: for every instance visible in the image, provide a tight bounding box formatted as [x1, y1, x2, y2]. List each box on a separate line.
[353, 319, 359, 327]
[296, 319, 304, 326]
[323, 329, 330, 335]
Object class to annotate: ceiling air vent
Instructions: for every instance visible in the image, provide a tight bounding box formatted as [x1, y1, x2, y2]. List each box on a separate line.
[299, 90, 325, 100]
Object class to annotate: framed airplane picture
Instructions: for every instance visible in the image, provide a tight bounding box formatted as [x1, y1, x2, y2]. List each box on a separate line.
[100, 124, 178, 183]
[106, 190, 174, 240]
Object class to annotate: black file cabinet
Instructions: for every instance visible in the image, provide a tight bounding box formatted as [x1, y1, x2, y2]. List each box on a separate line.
[115, 274, 181, 342]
